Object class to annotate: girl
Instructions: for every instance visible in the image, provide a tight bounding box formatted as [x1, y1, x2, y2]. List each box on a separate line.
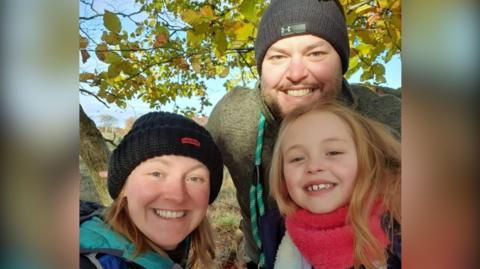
[270, 102, 401, 269]
[80, 111, 224, 269]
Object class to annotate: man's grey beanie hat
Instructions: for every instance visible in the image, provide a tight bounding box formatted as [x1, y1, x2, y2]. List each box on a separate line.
[255, 0, 349, 75]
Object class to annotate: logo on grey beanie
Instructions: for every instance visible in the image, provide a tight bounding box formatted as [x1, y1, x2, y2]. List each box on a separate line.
[280, 23, 307, 36]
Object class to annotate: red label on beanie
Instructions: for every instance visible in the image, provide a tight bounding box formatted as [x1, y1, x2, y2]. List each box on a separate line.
[181, 137, 201, 147]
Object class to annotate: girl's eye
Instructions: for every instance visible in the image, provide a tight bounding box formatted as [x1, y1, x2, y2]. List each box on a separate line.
[326, 151, 343, 156]
[289, 156, 305, 163]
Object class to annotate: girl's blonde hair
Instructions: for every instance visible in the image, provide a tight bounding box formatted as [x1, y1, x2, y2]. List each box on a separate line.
[103, 195, 215, 268]
[270, 101, 400, 269]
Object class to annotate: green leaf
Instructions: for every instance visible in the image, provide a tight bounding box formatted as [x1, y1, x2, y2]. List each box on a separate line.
[105, 52, 122, 64]
[104, 10, 122, 33]
[239, 0, 257, 23]
[121, 61, 138, 76]
[214, 31, 228, 56]
[108, 62, 122, 78]
[102, 31, 120, 45]
[187, 30, 203, 47]
[119, 44, 131, 58]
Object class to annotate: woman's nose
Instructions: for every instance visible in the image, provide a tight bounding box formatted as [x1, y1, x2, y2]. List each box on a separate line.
[161, 177, 187, 203]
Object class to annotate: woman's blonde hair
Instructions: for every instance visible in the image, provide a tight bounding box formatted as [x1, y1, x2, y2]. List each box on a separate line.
[269, 101, 400, 269]
[103, 195, 215, 268]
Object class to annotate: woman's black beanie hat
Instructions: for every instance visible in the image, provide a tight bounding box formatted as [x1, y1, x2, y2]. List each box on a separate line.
[107, 111, 223, 204]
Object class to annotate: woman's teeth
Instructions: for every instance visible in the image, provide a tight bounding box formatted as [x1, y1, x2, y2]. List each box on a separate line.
[154, 209, 186, 219]
[286, 88, 313, 97]
[306, 183, 334, 192]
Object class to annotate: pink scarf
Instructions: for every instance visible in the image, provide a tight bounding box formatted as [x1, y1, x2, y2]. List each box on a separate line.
[285, 203, 389, 269]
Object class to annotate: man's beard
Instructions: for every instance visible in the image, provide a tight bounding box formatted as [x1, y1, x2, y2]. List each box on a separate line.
[261, 89, 284, 120]
[261, 82, 342, 120]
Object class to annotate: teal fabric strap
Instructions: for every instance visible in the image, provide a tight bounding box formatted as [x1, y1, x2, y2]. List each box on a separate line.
[249, 113, 266, 268]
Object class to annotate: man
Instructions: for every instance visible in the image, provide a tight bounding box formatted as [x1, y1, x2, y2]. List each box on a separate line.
[206, 0, 400, 268]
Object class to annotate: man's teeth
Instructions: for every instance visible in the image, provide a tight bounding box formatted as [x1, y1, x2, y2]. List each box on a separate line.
[287, 88, 313, 97]
[307, 183, 334, 192]
[154, 209, 186, 219]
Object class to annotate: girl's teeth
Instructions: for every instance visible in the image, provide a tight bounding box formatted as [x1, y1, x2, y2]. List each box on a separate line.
[287, 89, 313, 97]
[154, 209, 186, 219]
[307, 183, 333, 192]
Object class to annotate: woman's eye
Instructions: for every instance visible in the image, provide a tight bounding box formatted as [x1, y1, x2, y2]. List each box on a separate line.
[150, 171, 163, 177]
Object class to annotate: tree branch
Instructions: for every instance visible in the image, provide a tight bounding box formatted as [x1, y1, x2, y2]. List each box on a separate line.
[80, 88, 110, 108]
[80, 9, 144, 21]
[80, 27, 98, 46]
[238, 51, 255, 77]
[102, 135, 117, 147]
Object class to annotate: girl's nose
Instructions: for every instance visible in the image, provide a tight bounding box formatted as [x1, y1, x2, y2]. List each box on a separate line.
[306, 158, 325, 174]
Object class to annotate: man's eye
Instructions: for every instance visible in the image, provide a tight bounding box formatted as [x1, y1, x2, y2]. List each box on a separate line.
[187, 176, 204, 183]
[309, 51, 325, 57]
[269, 55, 286, 61]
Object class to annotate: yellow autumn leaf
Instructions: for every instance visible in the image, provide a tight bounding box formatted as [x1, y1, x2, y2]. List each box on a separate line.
[181, 9, 202, 26]
[79, 72, 95, 81]
[234, 22, 255, 41]
[377, 0, 390, 9]
[106, 94, 116, 103]
[219, 66, 230, 78]
[95, 44, 108, 62]
[190, 57, 202, 73]
[355, 4, 374, 15]
[80, 36, 88, 49]
[390, 0, 401, 11]
[200, 5, 214, 18]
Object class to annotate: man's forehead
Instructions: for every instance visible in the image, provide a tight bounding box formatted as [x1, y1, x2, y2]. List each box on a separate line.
[268, 35, 331, 50]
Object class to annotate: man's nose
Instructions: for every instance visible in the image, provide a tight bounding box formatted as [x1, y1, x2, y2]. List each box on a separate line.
[285, 56, 308, 83]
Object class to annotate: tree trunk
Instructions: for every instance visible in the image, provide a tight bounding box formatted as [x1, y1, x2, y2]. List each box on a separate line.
[79, 105, 113, 206]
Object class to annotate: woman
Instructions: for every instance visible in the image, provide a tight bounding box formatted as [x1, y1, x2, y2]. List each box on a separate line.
[80, 111, 223, 269]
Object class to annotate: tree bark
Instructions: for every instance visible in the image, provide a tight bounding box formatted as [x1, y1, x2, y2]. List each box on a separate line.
[79, 105, 113, 205]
